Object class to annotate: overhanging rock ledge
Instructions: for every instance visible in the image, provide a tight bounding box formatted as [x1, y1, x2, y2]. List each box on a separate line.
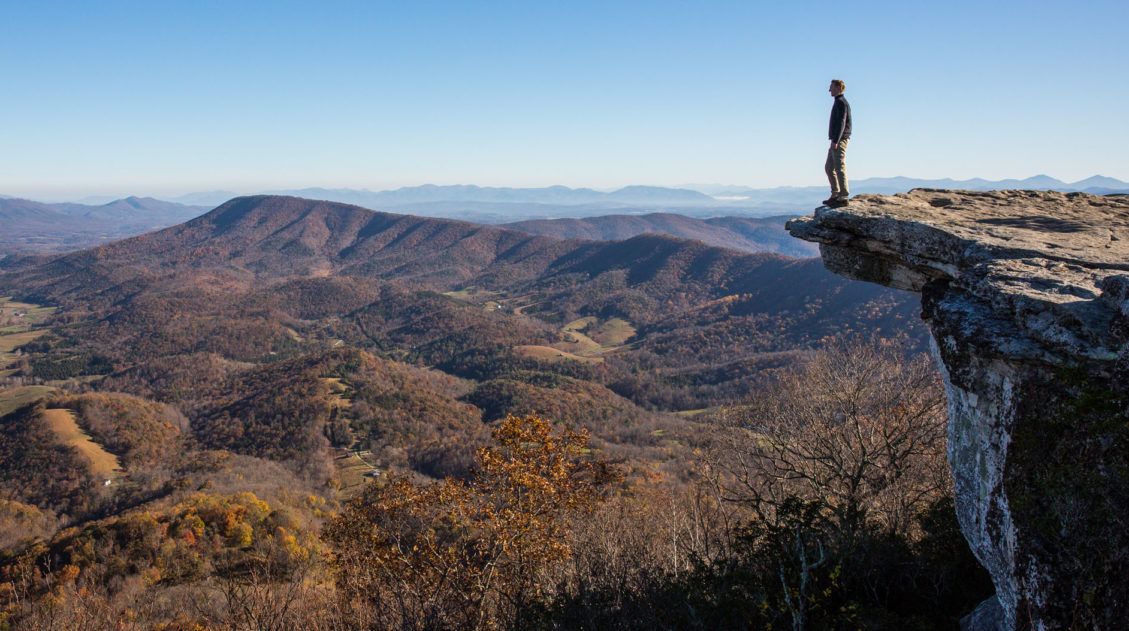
[787, 189, 1129, 631]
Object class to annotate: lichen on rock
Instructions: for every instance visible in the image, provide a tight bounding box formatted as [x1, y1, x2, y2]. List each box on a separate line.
[788, 189, 1129, 630]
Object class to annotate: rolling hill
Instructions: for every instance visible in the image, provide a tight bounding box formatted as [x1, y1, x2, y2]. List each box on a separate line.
[0, 194, 924, 621]
[504, 213, 819, 257]
[0, 196, 905, 328]
[0, 195, 920, 416]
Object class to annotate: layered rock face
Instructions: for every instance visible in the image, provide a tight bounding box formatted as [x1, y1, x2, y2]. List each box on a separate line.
[788, 190, 1129, 630]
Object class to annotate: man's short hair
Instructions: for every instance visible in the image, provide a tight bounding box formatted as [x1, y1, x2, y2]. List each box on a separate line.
[830, 79, 845, 91]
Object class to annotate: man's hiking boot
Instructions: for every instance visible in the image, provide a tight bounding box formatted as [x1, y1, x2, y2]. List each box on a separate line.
[821, 197, 838, 206]
[827, 196, 850, 207]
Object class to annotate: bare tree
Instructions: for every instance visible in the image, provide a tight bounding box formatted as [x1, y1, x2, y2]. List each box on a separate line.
[708, 338, 949, 540]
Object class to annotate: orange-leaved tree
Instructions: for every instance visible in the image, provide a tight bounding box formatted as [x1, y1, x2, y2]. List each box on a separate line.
[323, 413, 617, 630]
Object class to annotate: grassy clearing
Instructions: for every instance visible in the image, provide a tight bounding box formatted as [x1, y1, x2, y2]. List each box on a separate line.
[443, 287, 502, 306]
[514, 345, 604, 365]
[673, 408, 709, 417]
[0, 298, 54, 374]
[445, 287, 507, 312]
[563, 317, 599, 331]
[0, 386, 60, 417]
[321, 377, 352, 408]
[0, 329, 46, 353]
[558, 330, 602, 354]
[334, 450, 379, 498]
[0, 297, 55, 328]
[590, 318, 636, 346]
[0, 330, 47, 375]
[42, 408, 123, 481]
[547, 316, 637, 359]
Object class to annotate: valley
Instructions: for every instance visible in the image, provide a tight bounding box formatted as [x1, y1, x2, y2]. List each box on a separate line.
[0, 197, 922, 469]
[5, 0, 1117, 623]
[0, 196, 208, 254]
[0, 194, 933, 628]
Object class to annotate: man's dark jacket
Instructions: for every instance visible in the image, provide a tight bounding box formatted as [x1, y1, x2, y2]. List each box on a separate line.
[829, 95, 852, 143]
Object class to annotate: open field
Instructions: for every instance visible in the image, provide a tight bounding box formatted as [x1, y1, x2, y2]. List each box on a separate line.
[0, 297, 56, 329]
[0, 386, 60, 417]
[564, 316, 599, 331]
[589, 317, 636, 346]
[0, 330, 46, 354]
[443, 287, 502, 306]
[444, 288, 505, 311]
[321, 377, 352, 408]
[0, 297, 54, 376]
[0, 330, 47, 377]
[42, 408, 123, 481]
[324, 378, 377, 498]
[558, 329, 602, 354]
[562, 316, 635, 347]
[334, 450, 379, 498]
[514, 345, 604, 364]
[547, 316, 637, 358]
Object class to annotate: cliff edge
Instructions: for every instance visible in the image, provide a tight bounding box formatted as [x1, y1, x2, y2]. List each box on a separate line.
[788, 189, 1129, 630]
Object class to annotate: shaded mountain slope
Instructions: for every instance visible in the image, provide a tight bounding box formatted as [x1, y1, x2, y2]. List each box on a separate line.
[2, 196, 576, 299]
[505, 213, 818, 257]
[0, 197, 848, 318]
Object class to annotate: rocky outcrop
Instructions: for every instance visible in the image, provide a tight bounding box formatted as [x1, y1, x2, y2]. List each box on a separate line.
[787, 189, 1129, 630]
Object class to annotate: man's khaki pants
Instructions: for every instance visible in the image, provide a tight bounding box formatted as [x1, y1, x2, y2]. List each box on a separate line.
[825, 138, 849, 198]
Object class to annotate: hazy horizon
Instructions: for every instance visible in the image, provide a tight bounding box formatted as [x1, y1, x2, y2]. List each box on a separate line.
[4, 172, 1127, 206]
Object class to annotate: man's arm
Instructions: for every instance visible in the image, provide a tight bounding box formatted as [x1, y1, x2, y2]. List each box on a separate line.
[830, 100, 847, 147]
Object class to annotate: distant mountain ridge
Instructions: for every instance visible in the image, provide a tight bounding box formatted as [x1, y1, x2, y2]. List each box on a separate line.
[694, 174, 1129, 198]
[51, 196, 206, 225]
[13, 175, 1125, 212]
[139, 175, 1129, 223]
[6, 175, 1124, 255]
[0, 195, 904, 331]
[270, 184, 714, 206]
[0, 196, 207, 254]
[505, 213, 819, 258]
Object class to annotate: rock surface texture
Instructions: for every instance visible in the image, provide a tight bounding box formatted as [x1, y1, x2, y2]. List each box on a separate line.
[788, 189, 1129, 630]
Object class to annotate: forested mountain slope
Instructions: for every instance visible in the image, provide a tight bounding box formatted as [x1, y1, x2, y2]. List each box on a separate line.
[0, 195, 958, 629]
[505, 213, 819, 257]
[0, 196, 920, 410]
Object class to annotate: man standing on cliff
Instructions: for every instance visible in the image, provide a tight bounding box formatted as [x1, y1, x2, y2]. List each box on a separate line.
[824, 79, 852, 206]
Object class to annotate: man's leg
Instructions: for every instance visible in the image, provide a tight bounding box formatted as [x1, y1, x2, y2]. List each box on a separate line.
[834, 139, 849, 198]
[825, 147, 840, 200]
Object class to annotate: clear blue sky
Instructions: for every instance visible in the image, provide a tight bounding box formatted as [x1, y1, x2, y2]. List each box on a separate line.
[2, 0, 1127, 200]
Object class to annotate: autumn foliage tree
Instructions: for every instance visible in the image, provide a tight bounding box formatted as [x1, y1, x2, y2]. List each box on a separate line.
[324, 414, 616, 630]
